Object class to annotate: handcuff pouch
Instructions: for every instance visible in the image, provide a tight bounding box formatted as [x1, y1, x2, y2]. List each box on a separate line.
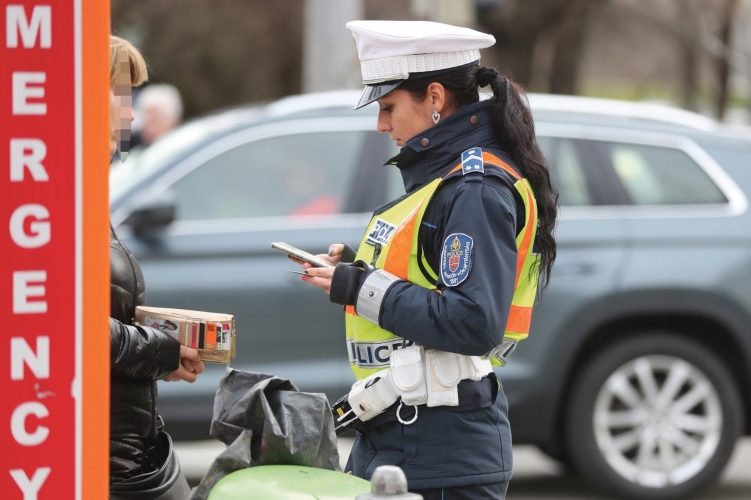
[347, 371, 399, 422]
[390, 345, 427, 406]
[426, 350, 462, 407]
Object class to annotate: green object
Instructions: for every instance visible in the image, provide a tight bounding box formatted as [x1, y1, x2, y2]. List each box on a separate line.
[207, 465, 371, 500]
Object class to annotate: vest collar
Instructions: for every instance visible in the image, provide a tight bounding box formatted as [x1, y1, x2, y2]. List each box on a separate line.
[385, 99, 498, 193]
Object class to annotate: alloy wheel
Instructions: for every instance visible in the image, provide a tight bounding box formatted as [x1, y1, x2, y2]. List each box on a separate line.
[592, 355, 723, 488]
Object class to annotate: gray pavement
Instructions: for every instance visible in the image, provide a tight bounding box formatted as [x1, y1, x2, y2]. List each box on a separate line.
[175, 437, 751, 499]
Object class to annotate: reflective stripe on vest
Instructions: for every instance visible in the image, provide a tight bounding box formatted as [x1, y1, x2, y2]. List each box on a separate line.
[345, 152, 539, 380]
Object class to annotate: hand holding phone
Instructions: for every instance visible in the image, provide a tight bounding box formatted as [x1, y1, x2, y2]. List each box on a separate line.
[271, 242, 334, 268]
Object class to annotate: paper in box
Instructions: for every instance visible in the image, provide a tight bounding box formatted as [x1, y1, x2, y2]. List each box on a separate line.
[135, 306, 236, 364]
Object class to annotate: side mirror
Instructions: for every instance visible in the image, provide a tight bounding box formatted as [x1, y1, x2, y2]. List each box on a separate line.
[123, 190, 177, 236]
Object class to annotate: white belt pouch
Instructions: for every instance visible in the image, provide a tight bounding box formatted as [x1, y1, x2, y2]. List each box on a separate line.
[390, 345, 494, 408]
[347, 371, 399, 422]
[389, 345, 428, 406]
[425, 350, 462, 407]
[346, 344, 496, 427]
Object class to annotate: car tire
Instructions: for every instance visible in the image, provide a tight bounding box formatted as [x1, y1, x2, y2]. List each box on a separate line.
[564, 333, 743, 500]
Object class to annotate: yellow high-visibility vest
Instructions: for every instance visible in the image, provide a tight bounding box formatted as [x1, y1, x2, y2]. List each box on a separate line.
[346, 151, 539, 381]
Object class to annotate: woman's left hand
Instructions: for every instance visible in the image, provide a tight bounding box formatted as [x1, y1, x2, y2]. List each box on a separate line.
[302, 266, 336, 294]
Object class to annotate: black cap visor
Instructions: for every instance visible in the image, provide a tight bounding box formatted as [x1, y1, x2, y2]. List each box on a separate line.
[355, 80, 404, 109]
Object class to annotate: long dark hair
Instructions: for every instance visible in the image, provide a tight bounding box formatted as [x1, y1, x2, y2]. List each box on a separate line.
[400, 66, 558, 291]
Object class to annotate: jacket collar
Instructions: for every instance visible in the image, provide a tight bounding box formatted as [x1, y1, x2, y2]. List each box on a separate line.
[385, 99, 498, 193]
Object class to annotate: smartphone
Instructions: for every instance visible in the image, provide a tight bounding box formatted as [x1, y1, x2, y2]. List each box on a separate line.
[271, 242, 334, 268]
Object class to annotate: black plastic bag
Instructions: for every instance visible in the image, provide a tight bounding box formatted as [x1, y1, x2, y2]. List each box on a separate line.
[189, 369, 341, 500]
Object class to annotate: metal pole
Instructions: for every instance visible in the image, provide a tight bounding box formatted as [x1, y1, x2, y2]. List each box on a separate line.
[302, 0, 364, 93]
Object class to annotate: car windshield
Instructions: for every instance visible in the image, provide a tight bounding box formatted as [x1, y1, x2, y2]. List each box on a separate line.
[109, 107, 262, 203]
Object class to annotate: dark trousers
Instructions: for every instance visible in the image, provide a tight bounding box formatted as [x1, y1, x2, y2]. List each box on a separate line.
[412, 481, 509, 500]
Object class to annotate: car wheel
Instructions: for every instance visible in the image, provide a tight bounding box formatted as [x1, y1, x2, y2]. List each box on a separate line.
[565, 333, 743, 499]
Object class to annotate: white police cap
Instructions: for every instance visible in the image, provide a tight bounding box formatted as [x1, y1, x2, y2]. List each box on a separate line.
[346, 20, 496, 109]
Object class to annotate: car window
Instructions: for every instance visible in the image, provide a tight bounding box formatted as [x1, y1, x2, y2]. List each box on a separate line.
[110, 108, 262, 203]
[603, 142, 727, 205]
[169, 131, 367, 221]
[384, 137, 595, 207]
[537, 136, 592, 206]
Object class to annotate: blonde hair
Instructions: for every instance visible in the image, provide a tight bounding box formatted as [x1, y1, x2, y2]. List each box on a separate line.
[109, 35, 148, 87]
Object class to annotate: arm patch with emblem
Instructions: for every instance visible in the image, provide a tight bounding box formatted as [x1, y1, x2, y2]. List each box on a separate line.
[440, 233, 473, 287]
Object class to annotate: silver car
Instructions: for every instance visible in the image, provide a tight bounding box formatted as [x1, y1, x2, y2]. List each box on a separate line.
[111, 91, 751, 499]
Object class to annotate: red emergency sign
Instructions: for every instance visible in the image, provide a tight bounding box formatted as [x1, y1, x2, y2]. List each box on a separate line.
[1, 1, 110, 498]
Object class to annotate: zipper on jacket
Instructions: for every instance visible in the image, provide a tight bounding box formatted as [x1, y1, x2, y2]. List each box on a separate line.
[110, 223, 161, 444]
[110, 223, 139, 324]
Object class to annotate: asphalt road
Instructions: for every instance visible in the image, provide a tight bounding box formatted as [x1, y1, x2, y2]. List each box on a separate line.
[505, 439, 751, 500]
[176, 437, 751, 499]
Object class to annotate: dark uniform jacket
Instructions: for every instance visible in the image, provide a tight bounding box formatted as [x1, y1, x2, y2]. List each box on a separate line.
[110, 227, 181, 483]
[334, 99, 524, 489]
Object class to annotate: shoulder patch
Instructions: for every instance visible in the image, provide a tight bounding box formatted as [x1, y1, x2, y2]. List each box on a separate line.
[440, 233, 473, 287]
[461, 147, 484, 175]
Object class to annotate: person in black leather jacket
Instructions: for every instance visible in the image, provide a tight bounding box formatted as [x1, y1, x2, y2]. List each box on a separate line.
[108, 36, 205, 488]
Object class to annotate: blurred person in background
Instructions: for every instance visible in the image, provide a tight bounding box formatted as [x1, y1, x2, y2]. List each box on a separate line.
[130, 83, 183, 150]
[108, 35, 203, 500]
[299, 21, 557, 499]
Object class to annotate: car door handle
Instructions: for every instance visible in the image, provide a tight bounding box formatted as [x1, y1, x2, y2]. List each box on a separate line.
[554, 262, 598, 276]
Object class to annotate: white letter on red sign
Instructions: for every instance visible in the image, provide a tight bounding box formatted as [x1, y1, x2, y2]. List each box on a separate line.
[11, 337, 50, 380]
[10, 204, 50, 248]
[10, 139, 49, 181]
[11, 401, 50, 446]
[12, 72, 47, 115]
[13, 271, 47, 314]
[5, 5, 51, 48]
[9, 467, 51, 500]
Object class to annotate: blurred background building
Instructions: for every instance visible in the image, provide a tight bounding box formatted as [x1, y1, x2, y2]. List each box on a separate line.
[112, 0, 751, 124]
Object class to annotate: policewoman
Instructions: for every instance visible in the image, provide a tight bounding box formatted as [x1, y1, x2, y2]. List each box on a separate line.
[301, 21, 557, 499]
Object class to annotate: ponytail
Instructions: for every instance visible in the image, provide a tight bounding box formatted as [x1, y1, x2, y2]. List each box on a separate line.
[401, 66, 559, 292]
[474, 67, 558, 291]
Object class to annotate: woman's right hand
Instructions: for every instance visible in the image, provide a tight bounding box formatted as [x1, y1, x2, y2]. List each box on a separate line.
[289, 243, 344, 269]
[164, 345, 205, 383]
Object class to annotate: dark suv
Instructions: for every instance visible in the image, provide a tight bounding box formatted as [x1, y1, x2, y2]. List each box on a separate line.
[111, 91, 751, 499]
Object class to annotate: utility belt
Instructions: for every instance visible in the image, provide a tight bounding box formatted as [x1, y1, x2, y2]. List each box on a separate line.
[332, 344, 493, 434]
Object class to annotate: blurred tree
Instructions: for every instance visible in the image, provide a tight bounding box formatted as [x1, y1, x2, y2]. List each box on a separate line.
[619, 0, 704, 111]
[621, 0, 746, 119]
[111, 0, 303, 119]
[678, 1, 701, 111]
[548, 0, 606, 95]
[364, 0, 416, 20]
[714, 0, 739, 119]
[477, 0, 565, 86]
[477, 0, 605, 94]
